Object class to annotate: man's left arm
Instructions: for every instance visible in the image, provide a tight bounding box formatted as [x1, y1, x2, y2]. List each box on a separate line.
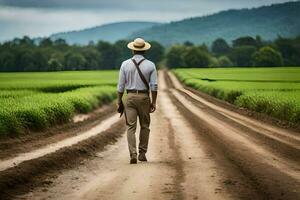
[149, 65, 158, 113]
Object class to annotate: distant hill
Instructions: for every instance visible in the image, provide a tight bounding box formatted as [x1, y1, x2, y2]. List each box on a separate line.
[49, 21, 160, 45]
[130, 1, 300, 46]
[48, 1, 300, 46]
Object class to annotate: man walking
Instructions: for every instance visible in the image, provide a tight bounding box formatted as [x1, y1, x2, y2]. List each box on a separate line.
[117, 38, 158, 164]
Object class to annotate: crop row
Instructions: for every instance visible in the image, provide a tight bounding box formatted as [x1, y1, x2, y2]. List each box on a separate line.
[173, 67, 300, 124]
[0, 86, 117, 136]
[0, 70, 118, 90]
[0, 71, 120, 136]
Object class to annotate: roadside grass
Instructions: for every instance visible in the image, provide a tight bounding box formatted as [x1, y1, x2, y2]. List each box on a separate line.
[235, 91, 300, 123]
[173, 67, 300, 124]
[0, 71, 119, 136]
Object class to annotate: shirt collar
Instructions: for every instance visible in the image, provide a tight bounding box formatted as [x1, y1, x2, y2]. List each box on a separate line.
[132, 54, 144, 61]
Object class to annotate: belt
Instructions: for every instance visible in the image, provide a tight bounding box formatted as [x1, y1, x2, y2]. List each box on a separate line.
[127, 90, 149, 94]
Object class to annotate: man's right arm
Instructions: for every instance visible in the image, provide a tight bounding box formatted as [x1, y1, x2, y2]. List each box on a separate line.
[117, 63, 125, 106]
[150, 91, 157, 113]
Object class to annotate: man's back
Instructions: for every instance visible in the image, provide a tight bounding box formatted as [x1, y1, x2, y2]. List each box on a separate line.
[118, 54, 157, 93]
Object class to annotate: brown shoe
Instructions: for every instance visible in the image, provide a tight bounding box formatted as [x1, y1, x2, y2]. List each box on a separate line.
[138, 154, 147, 162]
[130, 157, 137, 164]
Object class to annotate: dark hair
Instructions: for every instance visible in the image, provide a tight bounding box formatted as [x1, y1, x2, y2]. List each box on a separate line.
[133, 50, 146, 55]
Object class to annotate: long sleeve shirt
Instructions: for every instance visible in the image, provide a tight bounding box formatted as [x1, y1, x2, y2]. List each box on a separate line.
[117, 54, 158, 93]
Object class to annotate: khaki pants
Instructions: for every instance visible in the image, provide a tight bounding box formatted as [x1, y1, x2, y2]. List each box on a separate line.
[125, 93, 151, 158]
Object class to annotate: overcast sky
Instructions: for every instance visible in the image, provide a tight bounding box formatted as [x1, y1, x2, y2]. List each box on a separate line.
[0, 0, 294, 41]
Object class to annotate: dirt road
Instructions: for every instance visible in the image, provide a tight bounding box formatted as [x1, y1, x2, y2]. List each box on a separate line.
[1, 71, 299, 200]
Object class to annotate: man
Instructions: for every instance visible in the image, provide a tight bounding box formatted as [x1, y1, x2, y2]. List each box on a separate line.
[117, 38, 158, 164]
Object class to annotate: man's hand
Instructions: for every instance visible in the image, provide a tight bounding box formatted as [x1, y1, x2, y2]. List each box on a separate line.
[150, 91, 157, 113]
[117, 101, 124, 114]
[117, 98, 124, 117]
[150, 103, 156, 113]
[117, 92, 124, 116]
[117, 102, 124, 117]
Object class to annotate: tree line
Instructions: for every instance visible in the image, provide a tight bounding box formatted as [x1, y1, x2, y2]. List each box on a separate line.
[0, 37, 164, 72]
[0, 35, 299, 71]
[166, 35, 300, 68]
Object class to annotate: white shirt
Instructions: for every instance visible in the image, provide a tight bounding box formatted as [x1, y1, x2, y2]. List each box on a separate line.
[117, 55, 158, 92]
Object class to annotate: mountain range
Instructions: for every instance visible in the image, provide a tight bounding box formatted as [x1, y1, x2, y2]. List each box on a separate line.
[50, 22, 160, 44]
[49, 1, 300, 46]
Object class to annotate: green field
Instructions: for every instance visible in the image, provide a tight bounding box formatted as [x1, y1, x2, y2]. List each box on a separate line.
[173, 67, 300, 124]
[0, 71, 119, 136]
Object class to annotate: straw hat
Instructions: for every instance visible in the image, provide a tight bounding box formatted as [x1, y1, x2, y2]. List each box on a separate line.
[127, 38, 151, 51]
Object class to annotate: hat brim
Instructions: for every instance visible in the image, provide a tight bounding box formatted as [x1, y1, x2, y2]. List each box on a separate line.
[127, 42, 151, 51]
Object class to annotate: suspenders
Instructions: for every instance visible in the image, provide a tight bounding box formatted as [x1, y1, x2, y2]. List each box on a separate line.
[131, 58, 150, 91]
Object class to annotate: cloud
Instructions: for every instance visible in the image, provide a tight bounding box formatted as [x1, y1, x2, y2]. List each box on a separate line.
[0, 0, 292, 11]
[0, 0, 293, 41]
[0, 5, 203, 41]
